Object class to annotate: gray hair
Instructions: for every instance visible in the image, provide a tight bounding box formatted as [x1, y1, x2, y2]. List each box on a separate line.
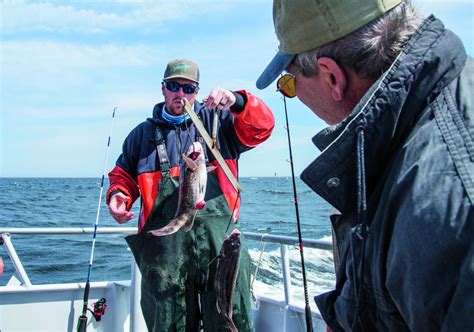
[294, 1, 424, 79]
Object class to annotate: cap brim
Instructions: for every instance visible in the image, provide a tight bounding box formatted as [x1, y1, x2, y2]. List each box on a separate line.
[256, 51, 295, 89]
[163, 75, 199, 84]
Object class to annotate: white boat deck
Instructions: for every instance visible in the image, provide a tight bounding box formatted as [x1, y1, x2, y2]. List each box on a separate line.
[0, 228, 332, 332]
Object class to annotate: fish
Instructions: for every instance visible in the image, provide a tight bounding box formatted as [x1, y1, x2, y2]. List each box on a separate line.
[149, 141, 213, 237]
[214, 229, 241, 332]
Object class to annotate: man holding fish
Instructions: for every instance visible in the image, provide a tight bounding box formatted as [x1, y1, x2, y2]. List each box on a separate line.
[106, 58, 274, 331]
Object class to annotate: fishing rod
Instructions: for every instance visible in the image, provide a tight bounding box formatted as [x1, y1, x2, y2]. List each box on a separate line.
[282, 96, 313, 332]
[77, 107, 117, 332]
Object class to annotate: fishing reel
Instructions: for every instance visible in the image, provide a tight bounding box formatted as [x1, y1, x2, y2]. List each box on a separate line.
[76, 298, 108, 332]
[88, 298, 107, 322]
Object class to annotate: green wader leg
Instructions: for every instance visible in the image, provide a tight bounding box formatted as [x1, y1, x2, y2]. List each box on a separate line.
[126, 172, 253, 332]
[126, 173, 194, 332]
[191, 174, 253, 332]
[196, 217, 254, 332]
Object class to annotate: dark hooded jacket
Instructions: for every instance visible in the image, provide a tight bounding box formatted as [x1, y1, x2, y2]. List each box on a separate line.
[301, 16, 473, 331]
[107, 90, 274, 233]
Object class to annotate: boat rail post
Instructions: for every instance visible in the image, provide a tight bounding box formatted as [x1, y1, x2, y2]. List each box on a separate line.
[280, 243, 292, 331]
[129, 251, 145, 331]
[1, 232, 32, 287]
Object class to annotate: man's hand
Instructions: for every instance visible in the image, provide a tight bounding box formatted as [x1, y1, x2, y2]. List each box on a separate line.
[204, 87, 236, 110]
[108, 192, 134, 224]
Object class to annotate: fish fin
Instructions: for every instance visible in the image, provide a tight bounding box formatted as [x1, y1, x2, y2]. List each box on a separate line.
[183, 154, 197, 171]
[228, 319, 238, 332]
[182, 211, 197, 232]
[206, 165, 217, 172]
[208, 254, 222, 266]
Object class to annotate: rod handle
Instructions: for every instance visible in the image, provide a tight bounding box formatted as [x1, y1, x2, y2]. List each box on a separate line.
[305, 306, 313, 332]
[77, 315, 88, 332]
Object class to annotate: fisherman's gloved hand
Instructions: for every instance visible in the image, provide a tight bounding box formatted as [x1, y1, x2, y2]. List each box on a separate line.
[108, 192, 134, 224]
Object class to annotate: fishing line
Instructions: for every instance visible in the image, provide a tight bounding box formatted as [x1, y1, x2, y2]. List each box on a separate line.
[77, 107, 117, 332]
[250, 232, 269, 309]
[225, 191, 241, 235]
[281, 95, 313, 332]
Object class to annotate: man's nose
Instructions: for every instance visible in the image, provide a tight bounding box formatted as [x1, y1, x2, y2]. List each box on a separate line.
[176, 87, 185, 96]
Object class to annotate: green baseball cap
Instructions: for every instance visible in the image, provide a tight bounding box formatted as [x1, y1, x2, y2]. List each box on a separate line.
[163, 59, 200, 84]
[256, 0, 402, 89]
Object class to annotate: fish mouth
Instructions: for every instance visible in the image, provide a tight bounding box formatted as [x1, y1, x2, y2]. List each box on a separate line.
[231, 229, 241, 236]
[187, 151, 201, 161]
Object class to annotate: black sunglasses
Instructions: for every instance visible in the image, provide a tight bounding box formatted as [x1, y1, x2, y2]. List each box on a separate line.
[163, 81, 198, 94]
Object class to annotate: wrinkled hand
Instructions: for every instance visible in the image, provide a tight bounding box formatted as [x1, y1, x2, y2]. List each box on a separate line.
[108, 192, 134, 224]
[204, 87, 236, 110]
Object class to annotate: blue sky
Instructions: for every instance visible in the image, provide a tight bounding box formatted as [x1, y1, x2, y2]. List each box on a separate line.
[1, 0, 473, 178]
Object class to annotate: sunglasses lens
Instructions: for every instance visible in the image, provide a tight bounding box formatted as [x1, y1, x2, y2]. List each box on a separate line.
[182, 84, 197, 94]
[165, 81, 180, 92]
[165, 81, 197, 94]
[277, 74, 296, 98]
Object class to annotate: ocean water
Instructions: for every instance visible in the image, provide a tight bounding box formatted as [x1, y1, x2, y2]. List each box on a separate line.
[0, 177, 335, 310]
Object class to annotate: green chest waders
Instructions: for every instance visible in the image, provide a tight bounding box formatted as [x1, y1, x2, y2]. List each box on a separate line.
[126, 129, 253, 332]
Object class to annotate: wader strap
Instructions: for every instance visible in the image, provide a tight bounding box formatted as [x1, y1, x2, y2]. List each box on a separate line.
[155, 125, 170, 172]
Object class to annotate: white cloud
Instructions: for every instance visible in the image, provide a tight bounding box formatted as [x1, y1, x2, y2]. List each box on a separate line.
[1, 40, 165, 110]
[2, 1, 121, 34]
[3, 40, 161, 70]
[1, 0, 239, 35]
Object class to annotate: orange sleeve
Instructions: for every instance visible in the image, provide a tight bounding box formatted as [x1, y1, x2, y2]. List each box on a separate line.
[232, 90, 275, 147]
[106, 165, 140, 209]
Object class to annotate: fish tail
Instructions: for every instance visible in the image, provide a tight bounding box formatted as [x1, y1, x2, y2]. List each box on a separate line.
[226, 316, 238, 332]
[148, 212, 194, 237]
[182, 210, 198, 232]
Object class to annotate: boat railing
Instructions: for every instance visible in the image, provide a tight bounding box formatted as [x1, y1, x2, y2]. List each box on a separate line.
[0, 227, 333, 320]
[1, 227, 139, 288]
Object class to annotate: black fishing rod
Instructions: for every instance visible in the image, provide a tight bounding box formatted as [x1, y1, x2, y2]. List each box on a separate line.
[282, 96, 313, 332]
[77, 107, 117, 332]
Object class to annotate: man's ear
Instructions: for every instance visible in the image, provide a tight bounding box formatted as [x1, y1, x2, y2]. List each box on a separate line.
[317, 57, 347, 102]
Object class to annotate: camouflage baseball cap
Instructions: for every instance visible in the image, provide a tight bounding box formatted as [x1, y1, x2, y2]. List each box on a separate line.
[163, 59, 200, 83]
[256, 0, 402, 89]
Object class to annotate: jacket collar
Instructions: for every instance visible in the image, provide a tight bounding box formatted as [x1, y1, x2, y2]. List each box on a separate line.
[300, 16, 467, 213]
[148, 100, 203, 128]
